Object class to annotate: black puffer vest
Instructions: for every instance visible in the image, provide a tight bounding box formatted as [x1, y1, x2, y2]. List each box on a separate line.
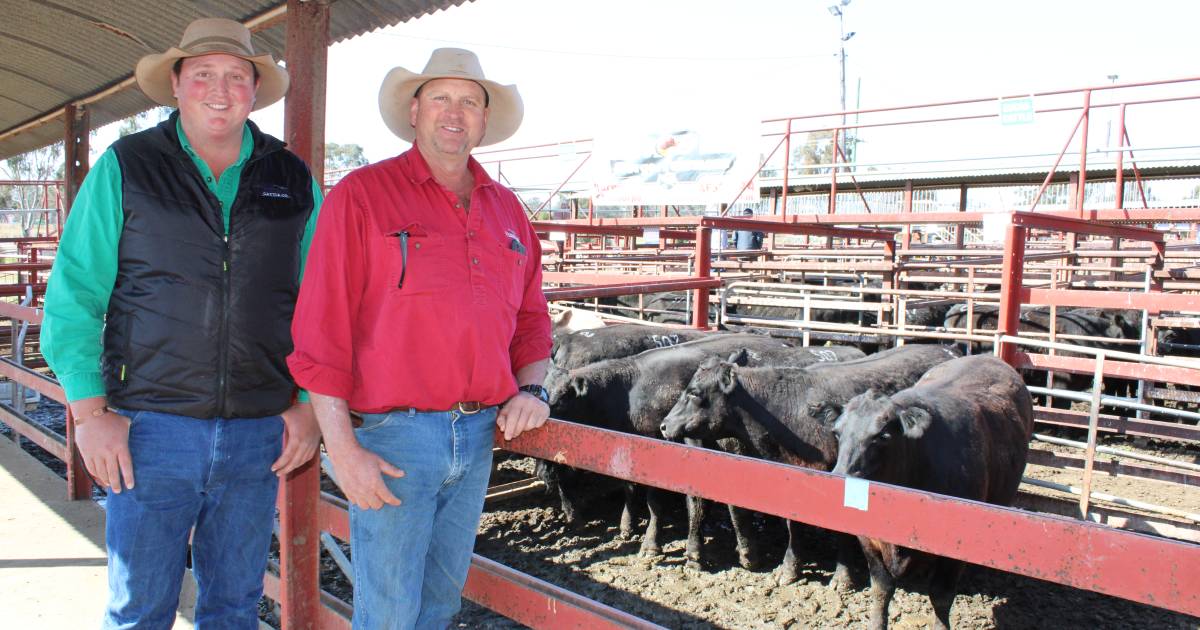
[104, 113, 315, 419]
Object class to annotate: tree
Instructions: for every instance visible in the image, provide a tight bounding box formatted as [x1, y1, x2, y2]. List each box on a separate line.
[790, 130, 836, 175]
[324, 143, 368, 172]
[0, 143, 65, 236]
[118, 107, 172, 137]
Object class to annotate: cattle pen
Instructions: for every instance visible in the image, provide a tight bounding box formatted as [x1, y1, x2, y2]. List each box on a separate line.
[1, 2, 1200, 628]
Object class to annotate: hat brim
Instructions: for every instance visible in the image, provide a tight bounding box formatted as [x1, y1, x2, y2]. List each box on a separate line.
[135, 48, 289, 111]
[378, 67, 523, 147]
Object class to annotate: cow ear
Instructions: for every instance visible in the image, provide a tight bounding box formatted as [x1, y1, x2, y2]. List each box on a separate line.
[570, 376, 588, 398]
[726, 348, 750, 366]
[898, 407, 932, 439]
[718, 362, 738, 394]
[807, 402, 841, 425]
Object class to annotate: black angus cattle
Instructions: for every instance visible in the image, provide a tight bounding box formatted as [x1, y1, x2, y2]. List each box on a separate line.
[551, 323, 715, 369]
[1158, 324, 1200, 357]
[599, 291, 717, 326]
[546, 334, 864, 564]
[943, 304, 1137, 398]
[832, 355, 1033, 630]
[659, 344, 960, 587]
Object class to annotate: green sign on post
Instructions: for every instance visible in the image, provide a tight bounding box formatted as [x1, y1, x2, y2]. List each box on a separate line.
[999, 96, 1035, 125]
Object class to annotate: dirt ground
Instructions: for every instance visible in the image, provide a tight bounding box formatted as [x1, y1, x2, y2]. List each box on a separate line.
[7, 401, 1198, 629]
[449, 451, 1199, 630]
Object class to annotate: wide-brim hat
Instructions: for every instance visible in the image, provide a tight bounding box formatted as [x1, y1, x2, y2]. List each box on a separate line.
[135, 17, 289, 111]
[378, 48, 523, 147]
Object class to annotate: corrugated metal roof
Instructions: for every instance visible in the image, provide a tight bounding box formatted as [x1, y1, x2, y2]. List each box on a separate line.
[0, 0, 469, 160]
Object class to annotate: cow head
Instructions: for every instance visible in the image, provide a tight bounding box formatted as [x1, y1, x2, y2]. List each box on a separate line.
[545, 365, 588, 419]
[832, 389, 932, 479]
[660, 356, 738, 440]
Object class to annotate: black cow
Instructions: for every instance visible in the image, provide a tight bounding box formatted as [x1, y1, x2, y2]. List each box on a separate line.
[832, 355, 1033, 630]
[547, 334, 864, 563]
[944, 304, 1137, 398]
[660, 344, 960, 586]
[551, 323, 714, 369]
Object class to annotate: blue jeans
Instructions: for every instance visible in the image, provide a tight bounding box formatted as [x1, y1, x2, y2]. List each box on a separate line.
[102, 410, 283, 630]
[350, 407, 497, 630]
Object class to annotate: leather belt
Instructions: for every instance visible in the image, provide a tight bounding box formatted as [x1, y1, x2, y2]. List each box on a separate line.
[350, 401, 485, 427]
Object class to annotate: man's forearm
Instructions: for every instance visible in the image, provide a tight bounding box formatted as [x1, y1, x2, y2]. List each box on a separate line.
[310, 392, 357, 455]
[514, 358, 550, 388]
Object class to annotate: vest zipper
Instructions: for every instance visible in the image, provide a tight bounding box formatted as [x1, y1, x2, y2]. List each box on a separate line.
[218, 232, 230, 417]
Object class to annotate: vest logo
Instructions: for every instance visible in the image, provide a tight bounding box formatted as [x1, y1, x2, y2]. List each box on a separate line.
[260, 185, 291, 199]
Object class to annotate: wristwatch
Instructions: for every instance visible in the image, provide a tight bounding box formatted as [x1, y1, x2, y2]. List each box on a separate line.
[519, 384, 550, 404]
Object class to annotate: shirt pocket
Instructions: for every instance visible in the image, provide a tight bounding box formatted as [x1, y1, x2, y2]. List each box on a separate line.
[479, 232, 528, 311]
[383, 223, 447, 296]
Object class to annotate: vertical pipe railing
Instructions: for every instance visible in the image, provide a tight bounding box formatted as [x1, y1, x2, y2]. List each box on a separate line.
[829, 129, 840, 215]
[1114, 104, 1127, 210]
[1079, 354, 1105, 517]
[997, 219, 1027, 365]
[692, 225, 712, 329]
[781, 119, 792, 219]
[1076, 90, 1091, 217]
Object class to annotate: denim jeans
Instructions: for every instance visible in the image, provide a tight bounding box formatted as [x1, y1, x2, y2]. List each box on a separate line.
[101, 410, 283, 630]
[350, 407, 497, 630]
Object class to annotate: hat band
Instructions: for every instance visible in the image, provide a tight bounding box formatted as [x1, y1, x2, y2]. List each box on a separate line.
[181, 35, 255, 57]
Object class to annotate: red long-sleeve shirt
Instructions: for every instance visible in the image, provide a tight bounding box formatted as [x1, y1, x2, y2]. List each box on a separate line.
[287, 147, 551, 413]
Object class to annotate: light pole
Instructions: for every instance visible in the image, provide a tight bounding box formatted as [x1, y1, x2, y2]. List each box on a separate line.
[829, 0, 855, 165]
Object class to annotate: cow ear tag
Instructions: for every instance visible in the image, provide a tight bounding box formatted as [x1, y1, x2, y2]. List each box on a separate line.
[844, 477, 870, 511]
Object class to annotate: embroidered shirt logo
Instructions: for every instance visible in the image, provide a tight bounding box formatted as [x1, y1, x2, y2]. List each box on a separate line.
[260, 185, 291, 199]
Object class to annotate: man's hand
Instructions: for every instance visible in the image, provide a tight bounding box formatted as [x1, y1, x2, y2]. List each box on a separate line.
[326, 445, 405, 510]
[75, 409, 134, 493]
[273, 401, 321, 476]
[496, 391, 549, 441]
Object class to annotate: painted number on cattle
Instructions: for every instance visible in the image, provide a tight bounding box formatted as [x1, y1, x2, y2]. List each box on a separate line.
[812, 349, 838, 362]
[577, 331, 596, 338]
[844, 477, 870, 511]
[650, 334, 682, 348]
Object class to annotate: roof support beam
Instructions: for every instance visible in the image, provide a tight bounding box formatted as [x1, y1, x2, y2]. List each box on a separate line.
[277, 2, 329, 629]
[62, 104, 89, 216]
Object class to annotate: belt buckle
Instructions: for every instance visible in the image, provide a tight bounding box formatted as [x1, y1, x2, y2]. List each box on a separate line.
[455, 401, 483, 415]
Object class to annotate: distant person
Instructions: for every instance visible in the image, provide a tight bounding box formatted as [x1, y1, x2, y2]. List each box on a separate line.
[734, 207, 765, 250]
[41, 17, 322, 628]
[288, 48, 552, 628]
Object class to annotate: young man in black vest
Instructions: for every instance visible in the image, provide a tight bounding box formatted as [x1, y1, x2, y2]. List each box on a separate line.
[42, 18, 321, 628]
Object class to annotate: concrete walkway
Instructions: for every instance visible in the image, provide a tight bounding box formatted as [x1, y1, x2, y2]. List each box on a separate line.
[0, 436, 196, 629]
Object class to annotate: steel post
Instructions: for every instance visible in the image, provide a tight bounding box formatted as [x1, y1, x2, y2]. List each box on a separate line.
[279, 1, 330, 627]
[1115, 104, 1127, 210]
[692, 225, 712, 329]
[1077, 90, 1091, 217]
[997, 221, 1027, 365]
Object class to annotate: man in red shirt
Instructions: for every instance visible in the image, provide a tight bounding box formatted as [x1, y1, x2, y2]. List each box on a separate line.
[287, 49, 552, 628]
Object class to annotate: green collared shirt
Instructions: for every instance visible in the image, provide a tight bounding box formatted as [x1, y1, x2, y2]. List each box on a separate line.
[42, 118, 323, 403]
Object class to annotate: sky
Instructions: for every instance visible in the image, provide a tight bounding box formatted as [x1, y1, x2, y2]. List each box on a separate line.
[88, 0, 1200, 188]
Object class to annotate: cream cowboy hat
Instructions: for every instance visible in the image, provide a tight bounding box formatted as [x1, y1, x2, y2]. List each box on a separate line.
[378, 48, 523, 147]
[135, 17, 289, 111]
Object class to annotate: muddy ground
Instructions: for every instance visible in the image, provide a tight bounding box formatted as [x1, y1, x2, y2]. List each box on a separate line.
[450, 446, 1199, 630]
[7, 401, 1198, 629]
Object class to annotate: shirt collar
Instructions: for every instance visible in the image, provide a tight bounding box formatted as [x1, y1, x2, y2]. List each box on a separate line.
[175, 116, 253, 167]
[400, 143, 495, 190]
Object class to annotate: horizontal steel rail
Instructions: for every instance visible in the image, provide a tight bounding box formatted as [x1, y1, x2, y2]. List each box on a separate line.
[316, 492, 667, 629]
[502, 420, 1200, 617]
[544, 278, 722, 302]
